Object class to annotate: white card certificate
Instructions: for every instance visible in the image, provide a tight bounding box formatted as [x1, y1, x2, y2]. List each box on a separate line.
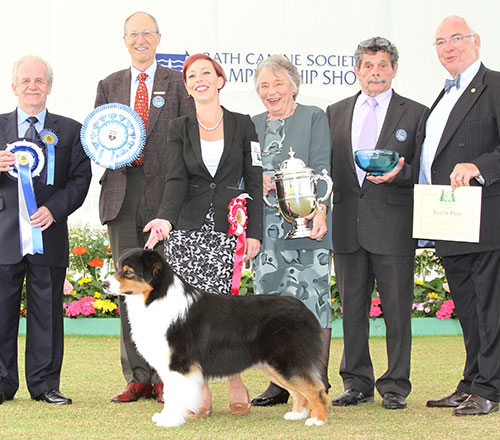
[413, 184, 482, 243]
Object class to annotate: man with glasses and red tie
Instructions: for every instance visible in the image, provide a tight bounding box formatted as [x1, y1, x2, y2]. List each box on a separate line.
[420, 15, 500, 417]
[95, 11, 194, 404]
[326, 37, 426, 410]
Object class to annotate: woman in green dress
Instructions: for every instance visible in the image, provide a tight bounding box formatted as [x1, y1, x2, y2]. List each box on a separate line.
[250, 55, 333, 407]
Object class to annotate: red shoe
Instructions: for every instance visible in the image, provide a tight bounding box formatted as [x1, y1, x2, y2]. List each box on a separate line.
[110, 382, 154, 403]
[152, 382, 164, 403]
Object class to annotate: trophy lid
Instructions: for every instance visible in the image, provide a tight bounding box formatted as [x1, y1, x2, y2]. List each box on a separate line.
[279, 148, 311, 172]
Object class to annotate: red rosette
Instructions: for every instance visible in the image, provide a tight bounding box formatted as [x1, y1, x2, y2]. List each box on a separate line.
[227, 194, 251, 295]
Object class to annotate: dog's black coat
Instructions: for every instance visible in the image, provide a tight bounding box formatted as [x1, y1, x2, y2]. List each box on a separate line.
[118, 248, 324, 384]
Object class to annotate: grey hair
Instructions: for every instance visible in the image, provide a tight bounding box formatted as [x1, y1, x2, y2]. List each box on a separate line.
[124, 11, 160, 34]
[12, 55, 53, 86]
[254, 54, 301, 100]
[354, 37, 399, 69]
[437, 15, 476, 36]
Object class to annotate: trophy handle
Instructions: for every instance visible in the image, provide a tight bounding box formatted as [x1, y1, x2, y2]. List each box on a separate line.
[314, 169, 333, 203]
[263, 189, 279, 209]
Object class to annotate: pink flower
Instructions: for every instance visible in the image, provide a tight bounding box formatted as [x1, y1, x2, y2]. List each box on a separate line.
[63, 279, 74, 296]
[65, 297, 97, 317]
[442, 282, 450, 293]
[436, 299, 455, 320]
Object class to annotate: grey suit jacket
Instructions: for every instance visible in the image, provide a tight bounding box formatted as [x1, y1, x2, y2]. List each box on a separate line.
[327, 91, 427, 255]
[0, 109, 92, 266]
[95, 63, 194, 224]
[417, 63, 500, 256]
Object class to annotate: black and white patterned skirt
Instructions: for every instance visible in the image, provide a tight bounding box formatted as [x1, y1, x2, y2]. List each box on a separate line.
[164, 208, 236, 295]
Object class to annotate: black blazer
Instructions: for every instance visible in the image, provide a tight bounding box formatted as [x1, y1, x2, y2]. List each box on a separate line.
[416, 63, 500, 256]
[158, 108, 263, 241]
[327, 91, 427, 255]
[0, 109, 92, 266]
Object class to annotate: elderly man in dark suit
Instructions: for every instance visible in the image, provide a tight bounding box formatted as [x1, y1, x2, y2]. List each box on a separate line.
[0, 55, 91, 405]
[421, 16, 500, 417]
[326, 37, 426, 410]
[95, 11, 194, 403]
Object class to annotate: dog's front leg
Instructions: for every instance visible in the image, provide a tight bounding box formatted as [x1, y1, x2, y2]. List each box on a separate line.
[152, 370, 203, 427]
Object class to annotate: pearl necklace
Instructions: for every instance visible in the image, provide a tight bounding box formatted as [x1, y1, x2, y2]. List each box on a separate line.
[197, 110, 224, 131]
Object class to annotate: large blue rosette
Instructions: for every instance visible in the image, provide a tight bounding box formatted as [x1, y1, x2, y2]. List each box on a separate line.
[80, 103, 146, 169]
[6, 141, 45, 256]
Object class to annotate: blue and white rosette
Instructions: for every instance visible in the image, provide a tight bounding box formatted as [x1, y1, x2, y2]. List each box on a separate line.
[80, 103, 146, 169]
[39, 129, 58, 185]
[6, 141, 45, 256]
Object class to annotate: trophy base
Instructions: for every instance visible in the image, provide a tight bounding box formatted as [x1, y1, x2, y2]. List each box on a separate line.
[285, 227, 312, 240]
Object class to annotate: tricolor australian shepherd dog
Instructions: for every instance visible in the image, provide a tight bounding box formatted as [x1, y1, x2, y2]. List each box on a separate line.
[104, 248, 328, 428]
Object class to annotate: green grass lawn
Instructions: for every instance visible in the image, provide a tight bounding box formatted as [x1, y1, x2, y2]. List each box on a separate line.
[1, 335, 498, 439]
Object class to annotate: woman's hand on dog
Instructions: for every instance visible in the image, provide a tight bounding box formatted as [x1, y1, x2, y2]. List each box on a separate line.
[245, 238, 261, 262]
[143, 219, 172, 249]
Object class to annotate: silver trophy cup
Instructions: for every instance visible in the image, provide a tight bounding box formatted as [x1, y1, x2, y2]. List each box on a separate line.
[263, 148, 333, 239]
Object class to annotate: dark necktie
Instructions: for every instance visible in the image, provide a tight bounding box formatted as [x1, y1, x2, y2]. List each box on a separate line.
[131, 73, 148, 167]
[24, 116, 39, 139]
[444, 75, 461, 93]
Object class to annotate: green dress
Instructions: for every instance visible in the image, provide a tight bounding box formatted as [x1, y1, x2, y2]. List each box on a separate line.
[252, 115, 332, 328]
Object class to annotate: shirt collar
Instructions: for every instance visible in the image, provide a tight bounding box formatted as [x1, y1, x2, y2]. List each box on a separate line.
[359, 88, 393, 109]
[448, 59, 481, 90]
[17, 107, 47, 126]
[131, 61, 157, 82]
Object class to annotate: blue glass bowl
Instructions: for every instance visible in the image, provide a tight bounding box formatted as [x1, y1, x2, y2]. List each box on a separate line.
[354, 149, 399, 175]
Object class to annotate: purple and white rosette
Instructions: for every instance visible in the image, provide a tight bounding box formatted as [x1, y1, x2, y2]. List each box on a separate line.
[6, 141, 45, 256]
[80, 103, 146, 169]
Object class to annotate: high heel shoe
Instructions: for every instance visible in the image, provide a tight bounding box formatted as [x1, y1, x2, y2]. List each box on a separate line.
[188, 406, 212, 418]
[229, 386, 251, 416]
[251, 388, 290, 407]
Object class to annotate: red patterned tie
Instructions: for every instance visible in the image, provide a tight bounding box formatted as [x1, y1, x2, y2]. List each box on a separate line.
[131, 72, 148, 166]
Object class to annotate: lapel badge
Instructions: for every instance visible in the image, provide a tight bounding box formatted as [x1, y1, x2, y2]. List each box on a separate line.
[152, 95, 165, 108]
[471, 88, 476, 93]
[395, 129, 407, 142]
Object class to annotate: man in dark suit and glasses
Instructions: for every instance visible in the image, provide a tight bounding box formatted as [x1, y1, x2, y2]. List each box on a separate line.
[421, 15, 500, 417]
[326, 37, 426, 410]
[95, 11, 194, 403]
[0, 55, 92, 405]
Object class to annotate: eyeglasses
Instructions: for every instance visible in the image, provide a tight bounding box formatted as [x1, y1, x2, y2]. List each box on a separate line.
[124, 30, 158, 40]
[358, 38, 392, 49]
[434, 34, 475, 48]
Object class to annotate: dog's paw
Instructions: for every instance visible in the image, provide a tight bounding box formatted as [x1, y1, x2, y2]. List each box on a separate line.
[284, 409, 309, 421]
[152, 411, 186, 428]
[305, 417, 326, 426]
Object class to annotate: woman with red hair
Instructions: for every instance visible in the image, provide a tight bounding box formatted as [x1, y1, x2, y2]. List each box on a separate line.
[144, 54, 263, 417]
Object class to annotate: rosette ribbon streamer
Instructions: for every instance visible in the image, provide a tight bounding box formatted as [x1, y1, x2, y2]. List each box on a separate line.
[17, 153, 43, 256]
[227, 193, 251, 295]
[40, 129, 58, 185]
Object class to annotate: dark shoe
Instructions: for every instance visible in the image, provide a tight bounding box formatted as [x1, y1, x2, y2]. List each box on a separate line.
[251, 389, 290, 407]
[33, 389, 72, 405]
[110, 382, 154, 403]
[382, 392, 407, 410]
[453, 394, 499, 416]
[426, 389, 469, 408]
[331, 389, 374, 406]
[152, 382, 164, 404]
[0, 392, 14, 405]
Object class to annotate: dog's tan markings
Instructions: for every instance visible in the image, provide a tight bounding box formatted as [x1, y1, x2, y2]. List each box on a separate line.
[152, 262, 162, 278]
[114, 265, 154, 304]
[260, 366, 328, 423]
[186, 363, 202, 378]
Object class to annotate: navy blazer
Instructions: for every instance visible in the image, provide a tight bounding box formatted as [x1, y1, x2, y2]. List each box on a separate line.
[0, 109, 92, 266]
[416, 63, 500, 256]
[158, 108, 263, 241]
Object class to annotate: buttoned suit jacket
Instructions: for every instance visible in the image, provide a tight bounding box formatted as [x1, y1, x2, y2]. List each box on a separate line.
[416, 63, 500, 257]
[0, 110, 92, 266]
[95, 63, 194, 224]
[326, 91, 427, 256]
[157, 108, 263, 241]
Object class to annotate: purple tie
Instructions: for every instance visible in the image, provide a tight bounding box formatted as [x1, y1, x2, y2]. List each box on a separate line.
[356, 97, 378, 185]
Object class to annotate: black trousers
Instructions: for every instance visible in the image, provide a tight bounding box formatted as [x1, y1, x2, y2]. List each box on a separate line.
[443, 250, 500, 402]
[334, 248, 414, 397]
[0, 259, 66, 398]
